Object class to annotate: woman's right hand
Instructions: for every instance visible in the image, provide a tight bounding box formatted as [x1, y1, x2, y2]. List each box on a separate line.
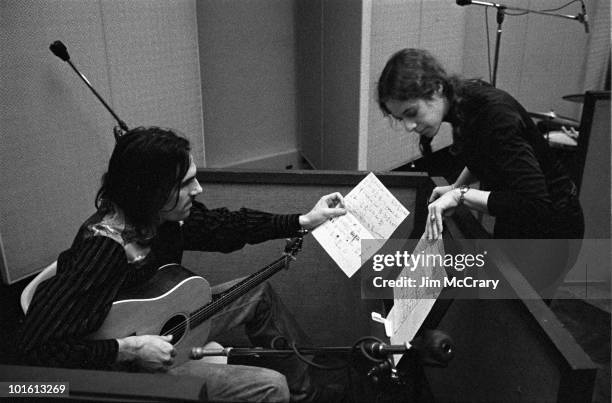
[429, 185, 456, 203]
[117, 334, 176, 372]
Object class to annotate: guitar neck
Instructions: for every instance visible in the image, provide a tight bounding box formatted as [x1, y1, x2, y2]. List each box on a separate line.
[189, 255, 289, 330]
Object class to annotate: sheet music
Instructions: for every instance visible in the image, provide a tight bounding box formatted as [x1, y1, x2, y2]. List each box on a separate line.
[388, 235, 446, 346]
[344, 173, 409, 239]
[312, 173, 410, 277]
[310, 213, 373, 278]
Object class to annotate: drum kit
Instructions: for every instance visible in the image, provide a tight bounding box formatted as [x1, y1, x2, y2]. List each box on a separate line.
[528, 93, 585, 148]
[528, 93, 584, 127]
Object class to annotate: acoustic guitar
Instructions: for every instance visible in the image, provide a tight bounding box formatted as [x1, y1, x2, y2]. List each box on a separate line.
[89, 237, 303, 368]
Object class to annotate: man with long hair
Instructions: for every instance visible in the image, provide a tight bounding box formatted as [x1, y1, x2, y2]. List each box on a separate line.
[19, 126, 347, 402]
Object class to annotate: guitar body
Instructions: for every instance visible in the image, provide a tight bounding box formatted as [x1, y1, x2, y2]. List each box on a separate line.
[88, 238, 303, 369]
[89, 264, 212, 368]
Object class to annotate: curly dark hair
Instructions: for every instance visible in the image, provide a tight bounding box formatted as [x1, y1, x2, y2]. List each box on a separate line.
[377, 48, 469, 157]
[95, 126, 191, 238]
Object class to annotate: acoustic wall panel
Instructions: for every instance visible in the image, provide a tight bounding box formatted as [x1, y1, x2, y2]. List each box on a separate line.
[296, 0, 324, 169]
[463, 0, 591, 120]
[462, 0, 532, 94]
[196, 0, 298, 168]
[582, 0, 610, 91]
[366, 0, 463, 170]
[100, 0, 205, 167]
[320, 0, 363, 170]
[517, 0, 589, 119]
[419, 0, 466, 74]
[1, 0, 114, 284]
[358, 0, 373, 170]
[0, 1, 204, 284]
[366, 0, 424, 171]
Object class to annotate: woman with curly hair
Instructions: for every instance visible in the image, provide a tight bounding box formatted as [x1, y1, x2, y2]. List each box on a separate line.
[377, 48, 583, 295]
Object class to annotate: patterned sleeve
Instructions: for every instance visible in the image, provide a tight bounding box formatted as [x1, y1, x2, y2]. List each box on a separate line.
[182, 200, 301, 252]
[18, 236, 129, 370]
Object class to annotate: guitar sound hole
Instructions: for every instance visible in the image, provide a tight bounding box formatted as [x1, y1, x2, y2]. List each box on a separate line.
[160, 314, 187, 344]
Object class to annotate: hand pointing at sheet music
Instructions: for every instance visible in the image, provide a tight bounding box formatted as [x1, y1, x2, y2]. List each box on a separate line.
[299, 192, 346, 230]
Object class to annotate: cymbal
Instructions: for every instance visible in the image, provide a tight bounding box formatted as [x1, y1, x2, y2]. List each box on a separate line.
[528, 111, 579, 127]
[562, 93, 585, 103]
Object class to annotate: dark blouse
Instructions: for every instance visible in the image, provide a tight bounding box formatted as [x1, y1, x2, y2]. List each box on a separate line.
[18, 201, 300, 369]
[451, 83, 582, 238]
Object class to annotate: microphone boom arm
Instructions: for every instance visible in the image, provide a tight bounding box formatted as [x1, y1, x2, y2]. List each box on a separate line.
[457, 0, 588, 85]
[49, 41, 129, 133]
[462, 1, 584, 23]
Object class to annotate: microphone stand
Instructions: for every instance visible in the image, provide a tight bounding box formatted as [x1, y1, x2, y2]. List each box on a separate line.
[192, 346, 364, 358]
[191, 331, 455, 385]
[492, 6, 505, 87]
[191, 332, 453, 403]
[461, 1, 588, 87]
[49, 41, 129, 139]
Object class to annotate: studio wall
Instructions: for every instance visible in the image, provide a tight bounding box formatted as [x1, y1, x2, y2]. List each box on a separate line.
[297, 0, 464, 171]
[1, 0, 608, 284]
[196, 0, 298, 168]
[365, 0, 465, 170]
[462, 0, 607, 121]
[0, 0, 204, 283]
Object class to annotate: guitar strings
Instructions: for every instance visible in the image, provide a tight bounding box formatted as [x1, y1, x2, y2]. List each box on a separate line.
[160, 256, 289, 340]
[161, 257, 286, 339]
[161, 238, 301, 340]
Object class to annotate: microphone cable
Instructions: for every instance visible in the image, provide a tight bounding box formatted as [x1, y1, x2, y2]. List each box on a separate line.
[279, 336, 390, 403]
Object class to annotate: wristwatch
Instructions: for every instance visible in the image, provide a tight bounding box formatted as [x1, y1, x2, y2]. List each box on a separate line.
[458, 185, 470, 205]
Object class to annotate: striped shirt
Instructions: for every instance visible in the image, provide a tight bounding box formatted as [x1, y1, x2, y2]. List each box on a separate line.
[18, 200, 300, 369]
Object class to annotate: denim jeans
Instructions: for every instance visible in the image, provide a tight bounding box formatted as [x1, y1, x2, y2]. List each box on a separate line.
[169, 278, 315, 402]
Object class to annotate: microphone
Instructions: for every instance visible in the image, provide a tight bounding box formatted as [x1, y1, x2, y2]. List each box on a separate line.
[49, 40, 129, 134]
[360, 341, 409, 358]
[580, 1, 590, 34]
[49, 41, 70, 61]
[191, 346, 233, 359]
[456, 0, 472, 5]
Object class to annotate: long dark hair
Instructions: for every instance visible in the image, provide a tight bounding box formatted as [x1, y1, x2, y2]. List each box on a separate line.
[377, 48, 467, 157]
[95, 126, 191, 238]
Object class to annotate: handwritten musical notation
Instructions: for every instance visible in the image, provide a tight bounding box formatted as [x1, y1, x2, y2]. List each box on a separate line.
[345, 173, 409, 239]
[387, 235, 446, 346]
[311, 173, 410, 278]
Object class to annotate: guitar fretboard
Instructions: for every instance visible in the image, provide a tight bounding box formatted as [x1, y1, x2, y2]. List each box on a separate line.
[188, 255, 289, 330]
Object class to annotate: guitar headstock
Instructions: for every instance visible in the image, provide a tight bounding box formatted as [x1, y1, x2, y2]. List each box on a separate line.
[284, 236, 304, 259]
